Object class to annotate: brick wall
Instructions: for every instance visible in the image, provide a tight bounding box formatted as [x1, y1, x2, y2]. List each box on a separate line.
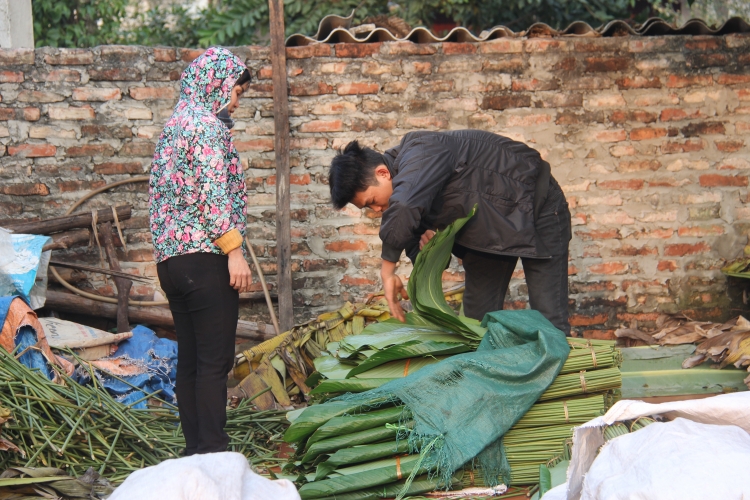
[1, 35, 750, 337]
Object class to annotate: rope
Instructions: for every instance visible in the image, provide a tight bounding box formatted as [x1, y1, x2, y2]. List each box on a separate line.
[563, 401, 569, 423]
[403, 358, 411, 377]
[112, 205, 128, 253]
[396, 456, 402, 480]
[579, 371, 587, 394]
[590, 346, 598, 368]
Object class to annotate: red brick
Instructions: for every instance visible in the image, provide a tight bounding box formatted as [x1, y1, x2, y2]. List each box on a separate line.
[575, 229, 621, 240]
[584, 56, 629, 72]
[442, 42, 477, 55]
[553, 57, 576, 71]
[664, 242, 711, 256]
[49, 106, 96, 120]
[680, 121, 725, 137]
[0, 71, 23, 83]
[582, 330, 616, 341]
[593, 130, 627, 142]
[44, 49, 93, 65]
[699, 174, 748, 187]
[290, 81, 333, 96]
[57, 180, 106, 193]
[66, 144, 115, 157]
[617, 159, 661, 172]
[325, 240, 368, 252]
[0, 202, 22, 216]
[337, 82, 379, 95]
[658, 260, 678, 272]
[481, 95, 531, 110]
[610, 110, 657, 124]
[536, 93, 582, 108]
[405, 116, 449, 128]
[8, 144, 56, 157]
[83, 124, 133, 140]
[666, 74, 713, 88]
[17, 90, 65, 103]
[738, 122, 750, 133]
[648, 178, 692, 187]
[506, 114, 552, 127]
[717, 74, 750, 85]
[120, 141, 156, 157]
[351, 117, 398, 132]
[129, 87, 175, 100]
[689, 53, 729, 67]
[418, 80, 454, 92]
[511, 78, 558, 91]
[340, 275, 378, 287]
[290, 137, 328, 150]
[299, 120, 343, 133]
[94, 162, 144, 174]
[660, 108, 701, 121]
[611, 244, 657, 257]
[382, 82, 407, 93]
[677, 225, 724, 237]
[180, 48, 205, 62]
[589, 262, 629, 275]
[0, 183, 49, 196]
[153, 48, 177, 62]
[0, 49, 34, 65]
[597, 179, 644, 190]
[383, 41, 438, 56]
[46, 69, 81, 82]
[235, 139, 274, 152]
[286, 44, 331, 59]
[72, 87, 122, 101]
[0, 108, 15, 121]
[738, 89, 750, 101]
[477, 39, 523, 54]
[100, 46, 140, 63]
[630, 127, 667, 141]
[89, 68, 142, 81]
[616, 76, 661, 89]
[564, 76, 612, 90]
[661, 139, 704, 154]
[569, 313, 609, 326]
[716, 140, 744, 152]
[524, 39, 570, 52]
[23, 107, 40, 121]
[335, 43, 381, 58]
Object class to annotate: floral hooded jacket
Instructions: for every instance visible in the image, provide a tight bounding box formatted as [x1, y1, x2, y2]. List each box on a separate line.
[149, 47, 248, 263]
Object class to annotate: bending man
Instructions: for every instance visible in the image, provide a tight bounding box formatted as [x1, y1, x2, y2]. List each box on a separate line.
[328, 130, 572, 335]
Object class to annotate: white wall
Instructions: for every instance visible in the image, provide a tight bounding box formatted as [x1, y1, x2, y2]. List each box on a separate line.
[0, 0, 34, 48]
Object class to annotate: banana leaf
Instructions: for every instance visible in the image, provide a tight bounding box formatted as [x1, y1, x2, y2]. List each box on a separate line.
[308, 406, 408, 446]
[298, 455, 425, 499]
[310, 378, 396, 395]
[352, 355, 448, 379]
[314, 355, 353, 379]
[359, 313, 443, 334]
[302, 422, 414, 464]
[346, 340, 471, 378]
[337, 328, 466, 359]
[315, 440, 411, 480]
[406, 206, 486, 342]
[284, 396, 390, 443]
[315, 473, 460, 500]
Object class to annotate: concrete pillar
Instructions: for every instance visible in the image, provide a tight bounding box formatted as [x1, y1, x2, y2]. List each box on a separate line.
[0, 0, 34, 48]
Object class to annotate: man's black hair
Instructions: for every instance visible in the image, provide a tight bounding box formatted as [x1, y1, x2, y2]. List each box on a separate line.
[329, 141, 385, 209]
[235, 68, 251, 87]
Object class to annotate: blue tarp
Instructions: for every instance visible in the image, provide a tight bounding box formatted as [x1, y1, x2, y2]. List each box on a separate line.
[0, 295, 53, 379]
[0, 234, 52, 309]
[77, 325, 178, 409]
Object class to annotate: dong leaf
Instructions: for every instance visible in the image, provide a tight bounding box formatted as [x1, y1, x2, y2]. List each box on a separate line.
[345, 341, 471, 378]
[310, 378, 395, 394]
[307, 406, 408, 446]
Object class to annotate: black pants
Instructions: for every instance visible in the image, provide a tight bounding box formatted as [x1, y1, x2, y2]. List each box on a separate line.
[461, 179, 572, 335]
[156, 253, 238, 454]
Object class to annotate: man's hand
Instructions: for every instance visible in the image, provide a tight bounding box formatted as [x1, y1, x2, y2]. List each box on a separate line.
[419, 229, 436, 250]
[381, 260, 408, 322]
[228, 248, 253, 293]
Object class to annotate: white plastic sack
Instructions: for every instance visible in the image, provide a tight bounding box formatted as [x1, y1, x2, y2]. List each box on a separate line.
[581, 418, 750, 500]
[108, 451, 300, 500]
[39, 317, 132, 349]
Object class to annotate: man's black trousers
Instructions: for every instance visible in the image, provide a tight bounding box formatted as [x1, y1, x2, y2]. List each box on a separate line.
[156, 252, 238, 455]
[460, 179, 572, 335]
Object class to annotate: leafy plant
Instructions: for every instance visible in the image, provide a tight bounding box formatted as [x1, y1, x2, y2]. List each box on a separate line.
[124, 4, 202, 47]
[32, 0, 128, 47]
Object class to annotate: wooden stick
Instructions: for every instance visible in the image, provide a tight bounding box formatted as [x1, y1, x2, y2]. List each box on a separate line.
[2, 205, 131, 235]
[100, 222, 131, 334]
[245, 236, 280, 336]
[48, 261, 151, 282]
[42, 229, 91, 252]
[268, 0, 293, 332]
[44, 290, 278, 340]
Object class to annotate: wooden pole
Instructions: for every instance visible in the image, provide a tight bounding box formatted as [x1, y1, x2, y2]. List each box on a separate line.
[100, 222, 132, 333]
[268, 0, 293, 331]
[2, 205, 131, 235]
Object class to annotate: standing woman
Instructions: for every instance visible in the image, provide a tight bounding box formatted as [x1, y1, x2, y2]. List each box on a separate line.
[149, 47, 253, 455]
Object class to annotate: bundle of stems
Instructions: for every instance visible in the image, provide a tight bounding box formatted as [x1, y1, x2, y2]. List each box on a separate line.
[538, 367, 621, 401]
[0, 348, 287, 483]
[558, 346, 620, 374]
[511, 395, 605, 428]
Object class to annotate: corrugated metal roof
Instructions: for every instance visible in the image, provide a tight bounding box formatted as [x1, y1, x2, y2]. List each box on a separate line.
[286, 12, 750, 46]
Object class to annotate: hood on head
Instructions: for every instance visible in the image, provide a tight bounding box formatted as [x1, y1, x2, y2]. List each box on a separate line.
[178, 47, 247, 114]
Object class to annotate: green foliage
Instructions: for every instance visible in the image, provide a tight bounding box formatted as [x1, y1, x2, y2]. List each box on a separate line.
[32, 0, 128, 48]
[124, 4, 202, 48]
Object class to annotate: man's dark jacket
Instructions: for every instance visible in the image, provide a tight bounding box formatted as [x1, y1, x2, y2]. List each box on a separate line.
[380, 129, 553, 263]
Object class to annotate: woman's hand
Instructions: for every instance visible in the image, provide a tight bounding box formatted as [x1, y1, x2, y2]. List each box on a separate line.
[419, 229, 436, 250]
[381, 260, 408, 322]
[227, 248, 253, 293]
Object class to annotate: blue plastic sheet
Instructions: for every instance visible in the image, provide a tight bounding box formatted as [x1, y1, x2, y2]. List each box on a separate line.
[78, 325, 178, 409]
[0, 295, 54, 379]
[0, 233, 52, 309]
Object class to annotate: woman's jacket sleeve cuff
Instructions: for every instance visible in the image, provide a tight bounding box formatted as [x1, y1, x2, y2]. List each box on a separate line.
[381, 241, 403, 263]
[214, 228, 243, 254]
